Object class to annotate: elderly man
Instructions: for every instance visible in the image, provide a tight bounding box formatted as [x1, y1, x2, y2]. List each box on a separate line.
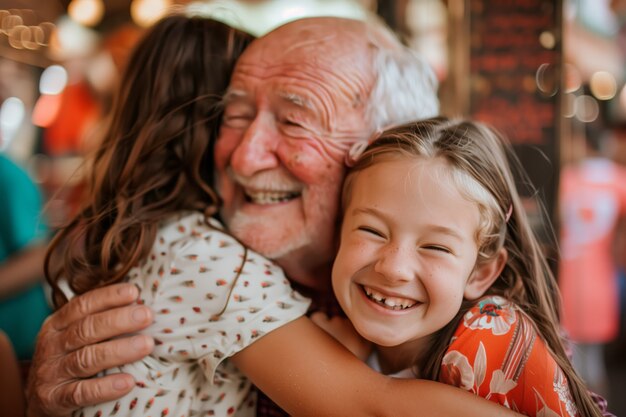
[26, 16, 526, 417]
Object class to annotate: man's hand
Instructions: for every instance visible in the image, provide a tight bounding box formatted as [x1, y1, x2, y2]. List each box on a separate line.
[26, 283, 154, 417]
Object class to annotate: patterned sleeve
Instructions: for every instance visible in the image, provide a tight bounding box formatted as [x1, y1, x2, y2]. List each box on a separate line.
[144, 215, 311, 383]
[196, 244, 311, 381]
[439, 296, 578, 417]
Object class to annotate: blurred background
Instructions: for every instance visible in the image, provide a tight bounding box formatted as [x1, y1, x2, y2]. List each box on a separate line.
[0, 0, 624, 414]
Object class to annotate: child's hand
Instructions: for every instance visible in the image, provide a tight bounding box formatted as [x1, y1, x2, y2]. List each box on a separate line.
[310, 312, 372, 361]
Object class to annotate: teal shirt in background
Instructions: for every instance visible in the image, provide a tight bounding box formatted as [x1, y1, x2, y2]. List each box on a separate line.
[0, 154, 52, 360]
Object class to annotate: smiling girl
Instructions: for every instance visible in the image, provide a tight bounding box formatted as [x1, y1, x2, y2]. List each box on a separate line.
[329, 117, 603, 417]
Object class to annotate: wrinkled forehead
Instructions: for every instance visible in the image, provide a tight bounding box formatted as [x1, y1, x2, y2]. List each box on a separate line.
[234, 17, 375, 80]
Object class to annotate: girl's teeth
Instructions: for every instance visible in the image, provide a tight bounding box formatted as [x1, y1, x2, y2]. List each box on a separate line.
[363, 286, 417, 310]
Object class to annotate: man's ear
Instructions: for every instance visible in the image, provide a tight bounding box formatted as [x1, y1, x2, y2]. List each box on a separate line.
[464, 248, 507, 300]
[344, 128, 388, 167]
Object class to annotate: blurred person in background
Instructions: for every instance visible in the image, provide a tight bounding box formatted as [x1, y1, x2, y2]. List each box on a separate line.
[0, 329, 25, 416]
[559, 121, 626, 399]
[0, 127, 52, 361]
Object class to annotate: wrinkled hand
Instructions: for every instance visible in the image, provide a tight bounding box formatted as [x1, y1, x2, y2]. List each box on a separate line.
[26, 283, 154, 417]
[310, 312, 372, 361]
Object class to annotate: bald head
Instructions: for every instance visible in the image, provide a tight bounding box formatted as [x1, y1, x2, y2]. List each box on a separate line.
[236, 16, 437, 130]
[235, 18, 381, 119]
[257, 16, 401, 61]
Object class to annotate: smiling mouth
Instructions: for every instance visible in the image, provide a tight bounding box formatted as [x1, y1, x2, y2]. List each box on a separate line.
[362, 285, 418, 311]
[243, 189, 301, 205]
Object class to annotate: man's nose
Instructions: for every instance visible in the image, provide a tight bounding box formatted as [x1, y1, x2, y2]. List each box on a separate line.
[373, 244, 415, 284]
[230, 113, 280, 177]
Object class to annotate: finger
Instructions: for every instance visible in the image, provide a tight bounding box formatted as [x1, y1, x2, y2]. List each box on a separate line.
[50, 283, 140, 331]
[62, 304, 153, 352]
[62, 334, 154, 379]
[52, 373, 136, 412]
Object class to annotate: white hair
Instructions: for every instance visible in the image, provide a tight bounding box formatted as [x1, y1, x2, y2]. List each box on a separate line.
[367, 45, 440, 131]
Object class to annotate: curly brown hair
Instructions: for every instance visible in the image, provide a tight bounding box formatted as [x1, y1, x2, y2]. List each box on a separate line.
[45, 14, 253, 308]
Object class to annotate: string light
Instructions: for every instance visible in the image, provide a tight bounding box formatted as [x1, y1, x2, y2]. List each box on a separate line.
[0, 9, 55, 51]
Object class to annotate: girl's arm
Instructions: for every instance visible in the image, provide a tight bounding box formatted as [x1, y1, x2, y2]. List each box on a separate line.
[232, 316, 523, 417]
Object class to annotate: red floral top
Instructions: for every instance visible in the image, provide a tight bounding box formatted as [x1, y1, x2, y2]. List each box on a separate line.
[440, 296, 578, 417]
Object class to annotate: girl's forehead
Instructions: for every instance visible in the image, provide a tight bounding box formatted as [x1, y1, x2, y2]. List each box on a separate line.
[362, 154, 450, 178]
[353, 155, 488, 210]
[353, 156, 453, 194]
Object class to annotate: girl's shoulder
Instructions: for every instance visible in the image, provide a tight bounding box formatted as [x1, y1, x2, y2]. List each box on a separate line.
[157, 212, 281, 271]
[149, 211, 297, 299]
[443, 296, 578, 417]
[156, 211, 238, 255]
[455, 295, 520, 337]
[159, 211, 225, 237]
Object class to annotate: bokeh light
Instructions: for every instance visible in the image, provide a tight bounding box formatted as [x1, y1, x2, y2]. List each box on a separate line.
[0, 97, 25, 150]
[563, 63, 582, 93]
[536, 63, 559, 96]
[131, 0, 172, 28]
[39, 65, 68, 95]
[562, 92, 576, 118]
[574, 94, 599, 122]
[589, 70, 617, 100]
[68, 0, 105, 27]
[539, 30, 555, 49]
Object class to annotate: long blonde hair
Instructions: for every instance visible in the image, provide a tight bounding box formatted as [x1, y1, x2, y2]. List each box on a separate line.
[342, 117, 602, 417]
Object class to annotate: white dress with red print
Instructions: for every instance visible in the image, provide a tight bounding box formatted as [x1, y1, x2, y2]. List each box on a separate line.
[74, 212, 311, 417]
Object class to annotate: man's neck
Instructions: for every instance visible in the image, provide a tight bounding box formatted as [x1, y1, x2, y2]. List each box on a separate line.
[280, 259, 333, 292]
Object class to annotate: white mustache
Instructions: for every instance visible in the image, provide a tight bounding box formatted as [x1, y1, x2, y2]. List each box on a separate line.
[228, 167, 304, 192]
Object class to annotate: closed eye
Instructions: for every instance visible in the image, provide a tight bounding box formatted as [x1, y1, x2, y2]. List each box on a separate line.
[423, 245, 452, 254]
[283, 119, 302, 127]
[357, 226, 385, 238]
[223, 114, 253, 128]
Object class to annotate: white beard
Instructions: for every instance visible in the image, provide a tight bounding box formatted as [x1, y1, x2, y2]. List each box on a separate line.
[227, 210, 312, 260]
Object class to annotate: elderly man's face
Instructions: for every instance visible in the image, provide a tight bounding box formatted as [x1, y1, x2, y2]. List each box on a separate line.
[215, 19, 374, 285]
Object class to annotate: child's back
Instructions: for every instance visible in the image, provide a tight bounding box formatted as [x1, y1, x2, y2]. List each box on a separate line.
[75, 212, 309, 417]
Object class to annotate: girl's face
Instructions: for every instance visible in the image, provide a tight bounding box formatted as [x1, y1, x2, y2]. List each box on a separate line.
[332, 157, 483, 352]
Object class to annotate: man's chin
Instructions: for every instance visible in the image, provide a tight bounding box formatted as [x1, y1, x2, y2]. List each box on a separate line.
[227, 211, 310, 260]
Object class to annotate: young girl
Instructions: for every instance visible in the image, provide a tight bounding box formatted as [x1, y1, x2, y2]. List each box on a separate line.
[330, 117, 604, 417]
[45, 13, 522, 417]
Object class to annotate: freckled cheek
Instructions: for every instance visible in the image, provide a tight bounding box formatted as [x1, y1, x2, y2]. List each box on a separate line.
[341, 239, 376, 270]
[436, 281, 464, 304]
